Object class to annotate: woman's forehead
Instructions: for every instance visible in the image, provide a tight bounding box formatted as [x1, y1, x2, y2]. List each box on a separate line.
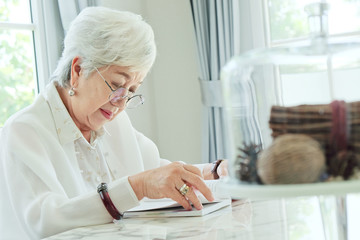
[103, 65, 146, 85]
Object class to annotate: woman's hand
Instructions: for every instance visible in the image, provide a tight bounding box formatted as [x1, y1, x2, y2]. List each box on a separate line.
[128, 162, 214, 210]
[202, 159, 229, 180]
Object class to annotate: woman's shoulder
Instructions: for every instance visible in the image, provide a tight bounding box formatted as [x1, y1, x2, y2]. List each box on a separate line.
[2, 94, 55, 135]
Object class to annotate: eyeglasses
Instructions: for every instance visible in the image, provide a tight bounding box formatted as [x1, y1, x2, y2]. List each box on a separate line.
[94, 67, 144, 109]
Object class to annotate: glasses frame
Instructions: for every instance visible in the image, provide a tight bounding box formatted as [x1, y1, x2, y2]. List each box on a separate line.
[94, 67, 144, 109]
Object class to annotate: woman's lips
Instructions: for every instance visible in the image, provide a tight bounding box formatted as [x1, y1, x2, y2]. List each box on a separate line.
[100, 109, 113, 120]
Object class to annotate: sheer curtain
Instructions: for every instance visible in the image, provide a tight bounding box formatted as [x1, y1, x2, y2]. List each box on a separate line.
[190, 0, 241, 163]
[31, 0, 64, 90]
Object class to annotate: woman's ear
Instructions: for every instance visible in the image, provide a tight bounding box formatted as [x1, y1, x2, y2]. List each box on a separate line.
[70, 56, 82, 87]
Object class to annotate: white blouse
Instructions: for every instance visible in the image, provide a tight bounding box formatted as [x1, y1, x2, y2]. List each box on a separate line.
[74, 132, 112, 188]
[0, 82, 172, 239]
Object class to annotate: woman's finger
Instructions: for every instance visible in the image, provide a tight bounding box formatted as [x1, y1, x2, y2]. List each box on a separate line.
[183, 164, 203, 177]
[175, 182, 204, 210]
[178, 163, 213, 202]
[172, 183, 192, 210]
[180, 173, 214, 202]
[184, 186, 203, 210]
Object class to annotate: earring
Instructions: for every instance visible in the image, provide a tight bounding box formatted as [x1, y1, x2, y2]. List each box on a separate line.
[68, 87, 75, 96]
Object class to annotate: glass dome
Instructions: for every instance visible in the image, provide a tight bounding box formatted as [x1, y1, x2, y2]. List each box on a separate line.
[221, 2, 360, 186]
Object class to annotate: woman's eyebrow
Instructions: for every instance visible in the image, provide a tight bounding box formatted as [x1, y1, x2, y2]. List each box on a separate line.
[115, 70, 144, 86]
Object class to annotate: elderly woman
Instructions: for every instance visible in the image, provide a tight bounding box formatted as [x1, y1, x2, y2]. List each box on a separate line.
[0, 6, 227, 239]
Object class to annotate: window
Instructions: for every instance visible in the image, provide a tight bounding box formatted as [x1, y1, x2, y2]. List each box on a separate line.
[266, 0, 360, 45]
[0, 0, 37, 126]
[264, 0, 360, 106]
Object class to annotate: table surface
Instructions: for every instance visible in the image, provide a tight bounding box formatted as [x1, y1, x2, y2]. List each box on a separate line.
[43, 193, 360, 240]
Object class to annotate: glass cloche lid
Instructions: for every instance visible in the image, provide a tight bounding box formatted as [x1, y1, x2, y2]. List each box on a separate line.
[221, 2, 360, 188]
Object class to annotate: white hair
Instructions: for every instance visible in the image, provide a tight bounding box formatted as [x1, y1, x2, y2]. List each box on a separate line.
[52, 6, 157, 87]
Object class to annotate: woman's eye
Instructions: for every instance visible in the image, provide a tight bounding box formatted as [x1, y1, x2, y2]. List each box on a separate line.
[130, 85, 141, 93]
[111, 82, 122, 89]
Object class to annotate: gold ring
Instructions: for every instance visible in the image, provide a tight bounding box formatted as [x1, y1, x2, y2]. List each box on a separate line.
[179, 184, 190, 196]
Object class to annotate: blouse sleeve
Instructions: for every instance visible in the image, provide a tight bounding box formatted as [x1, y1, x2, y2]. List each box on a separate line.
[0, 122, 138, 239]
[132, 125, 171, 168]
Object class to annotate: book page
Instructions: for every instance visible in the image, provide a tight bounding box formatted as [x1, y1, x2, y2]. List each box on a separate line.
[195, 180, 230, 202]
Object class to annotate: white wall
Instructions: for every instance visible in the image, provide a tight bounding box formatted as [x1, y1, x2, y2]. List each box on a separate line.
[100, 0, 202, 164]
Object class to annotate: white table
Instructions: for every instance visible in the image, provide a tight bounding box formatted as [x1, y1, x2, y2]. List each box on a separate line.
[43, 193, 360, 240]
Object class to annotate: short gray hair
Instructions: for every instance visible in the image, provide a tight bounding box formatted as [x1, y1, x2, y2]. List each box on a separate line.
[52, 6, 157, 87]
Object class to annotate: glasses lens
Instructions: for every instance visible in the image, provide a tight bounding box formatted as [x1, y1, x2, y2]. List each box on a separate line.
[110, 88, 128, 103]
[127, 95, 145, 109]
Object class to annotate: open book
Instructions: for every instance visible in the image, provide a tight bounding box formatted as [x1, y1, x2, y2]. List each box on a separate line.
[123, 180, 231, 218]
